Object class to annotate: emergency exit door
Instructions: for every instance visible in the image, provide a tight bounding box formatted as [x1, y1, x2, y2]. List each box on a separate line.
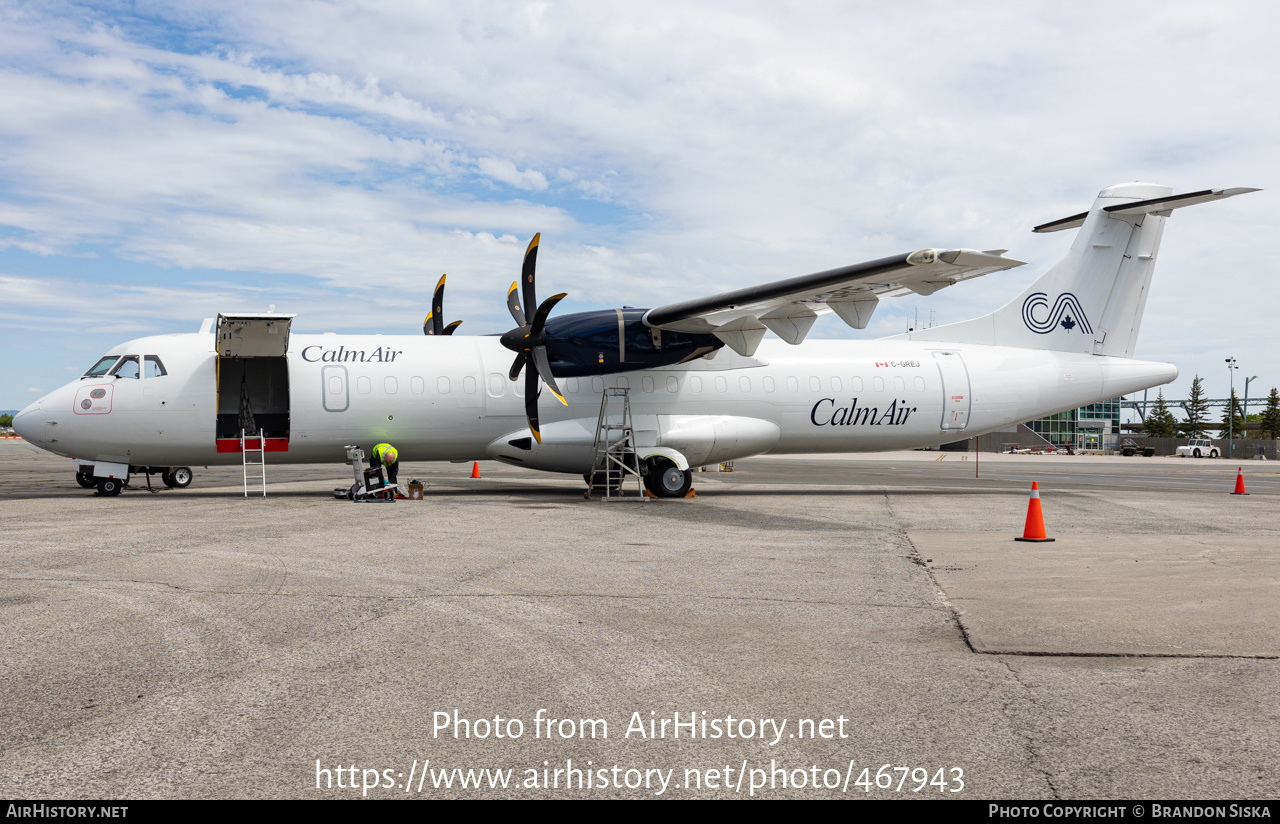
[933, 351, 971, 432]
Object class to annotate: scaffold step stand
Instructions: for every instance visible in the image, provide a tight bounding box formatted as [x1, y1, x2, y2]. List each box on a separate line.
[589, 387, 647, 502]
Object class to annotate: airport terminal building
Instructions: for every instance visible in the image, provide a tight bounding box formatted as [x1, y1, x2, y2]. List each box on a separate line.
[1027, 398, 1122, 451]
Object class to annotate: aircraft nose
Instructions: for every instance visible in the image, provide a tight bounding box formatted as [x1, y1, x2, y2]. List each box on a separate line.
[11, 398, 42, 441]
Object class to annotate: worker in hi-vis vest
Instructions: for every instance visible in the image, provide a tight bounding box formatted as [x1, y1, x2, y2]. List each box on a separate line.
[370, 442, 400, 487]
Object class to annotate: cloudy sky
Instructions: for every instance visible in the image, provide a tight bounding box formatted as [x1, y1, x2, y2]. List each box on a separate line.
[2, 1, 1276, 412]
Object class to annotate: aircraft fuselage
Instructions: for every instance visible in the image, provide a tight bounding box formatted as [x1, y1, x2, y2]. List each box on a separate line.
[16, 331, 1176, 472]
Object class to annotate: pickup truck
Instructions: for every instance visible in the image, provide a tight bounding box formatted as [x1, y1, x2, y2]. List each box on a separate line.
[1176, 438, 1220, 458]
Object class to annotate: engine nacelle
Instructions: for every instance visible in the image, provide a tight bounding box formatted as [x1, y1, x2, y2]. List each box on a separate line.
[544, 309, 721, 377]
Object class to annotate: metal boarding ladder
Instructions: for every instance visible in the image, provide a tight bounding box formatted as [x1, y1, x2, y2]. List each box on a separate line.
[590, 387, 646, 501]
[241, 429, 266, 497]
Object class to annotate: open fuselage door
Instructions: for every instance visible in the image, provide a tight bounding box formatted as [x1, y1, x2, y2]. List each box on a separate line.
[215, 313, 294, 454]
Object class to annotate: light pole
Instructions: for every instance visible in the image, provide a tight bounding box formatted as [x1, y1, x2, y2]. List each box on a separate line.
[1225, 357, 1238, 458]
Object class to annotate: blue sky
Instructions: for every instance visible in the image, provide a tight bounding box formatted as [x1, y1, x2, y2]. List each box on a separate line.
[2, 1, 1278, 412]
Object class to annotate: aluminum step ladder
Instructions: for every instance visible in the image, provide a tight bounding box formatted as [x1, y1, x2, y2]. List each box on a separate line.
[589, 387, 646, 501]
[241, 429, 266, 497]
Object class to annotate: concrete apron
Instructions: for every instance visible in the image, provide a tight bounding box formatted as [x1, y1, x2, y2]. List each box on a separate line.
[911, 532, 1280, 659]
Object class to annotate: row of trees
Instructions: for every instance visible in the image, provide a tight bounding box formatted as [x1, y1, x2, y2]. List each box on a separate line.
[1142, 376, 1280, 439]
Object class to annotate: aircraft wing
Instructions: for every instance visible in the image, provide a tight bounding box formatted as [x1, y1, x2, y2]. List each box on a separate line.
[642, 248, 1024, 356]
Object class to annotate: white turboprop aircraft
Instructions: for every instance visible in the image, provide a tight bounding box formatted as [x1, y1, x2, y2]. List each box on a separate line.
[12, 182, 1256, 497]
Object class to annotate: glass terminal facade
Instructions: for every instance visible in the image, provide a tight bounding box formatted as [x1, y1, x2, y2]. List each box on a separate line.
[1026, 398, 1121, 451]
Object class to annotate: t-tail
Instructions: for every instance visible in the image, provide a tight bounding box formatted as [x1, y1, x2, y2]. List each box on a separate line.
[906, 183, 1258, 357]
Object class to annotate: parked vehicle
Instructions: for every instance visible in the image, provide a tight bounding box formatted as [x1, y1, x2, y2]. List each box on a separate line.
[1176, 438, 1220, 458]
[1119, 438, 1156, 457]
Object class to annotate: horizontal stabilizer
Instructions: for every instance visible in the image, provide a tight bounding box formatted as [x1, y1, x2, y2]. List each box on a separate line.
[1034, 187, 1260, 233]
[1103, 187, 1260, 216]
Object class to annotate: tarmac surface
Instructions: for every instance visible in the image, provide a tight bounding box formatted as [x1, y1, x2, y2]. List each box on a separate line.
[1, 439, 1277, 799]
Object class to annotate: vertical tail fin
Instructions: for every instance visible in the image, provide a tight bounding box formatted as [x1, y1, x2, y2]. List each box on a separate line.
[908, 183, 1257, 357]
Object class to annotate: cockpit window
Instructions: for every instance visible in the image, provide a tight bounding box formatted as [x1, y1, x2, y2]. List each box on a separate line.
[83, 356, 120, 378]
[109, 355, 141, 379]
[144, 356, 167, 378]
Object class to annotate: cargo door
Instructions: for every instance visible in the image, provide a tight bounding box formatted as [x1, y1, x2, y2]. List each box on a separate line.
[215, 313, 295, 453]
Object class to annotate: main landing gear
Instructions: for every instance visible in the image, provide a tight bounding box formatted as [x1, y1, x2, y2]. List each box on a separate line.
[643, 457, 693, 499]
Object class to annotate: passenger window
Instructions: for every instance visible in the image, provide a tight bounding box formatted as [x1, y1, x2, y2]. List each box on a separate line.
[739, 376, 751, 392]
[808, 377, 820, 392]
[851, 377, 864, 391]
[691, 376, 703, 393]
[715, 376, 728, 393]
[763, 376, 775, 392]
[411, 377, 425, 394]
[567, 377, 580, 393]
[110, 356, 140, 379]
[666, 376, 678, 393]
[385, 376, 398, 394]
[357, 376, 371, 394]
[437, 377, 451, 394]
[893, 376, 905, 392]
[642, 377, 654, 393]
[831, 377, 842, 392]
[617, 377, 629, 389]
[786, 376, 798, 392]
[84, 356, 119, 378]
[591, 377, 604, 393]
[464, 376, 477, 394]
[872, 376, 884, 392]
[144, 356, 167, 378]
[488, 374, 504, 396]
[914, 376, 925, 392]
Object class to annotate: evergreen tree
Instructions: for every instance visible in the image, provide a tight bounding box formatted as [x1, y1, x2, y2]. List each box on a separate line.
[1262, 387, 1280, 441]
[1143, 390, 1179, 438]
[1181, 375, 1211, 437]
[1219, 389, 1245, 439]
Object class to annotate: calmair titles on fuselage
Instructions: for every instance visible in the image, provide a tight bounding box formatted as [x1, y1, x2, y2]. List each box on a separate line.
[12, 183, 1257, 497]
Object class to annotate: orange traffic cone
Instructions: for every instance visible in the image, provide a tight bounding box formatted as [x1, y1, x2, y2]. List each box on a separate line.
[1015, 481, 1055, 542]
[1231, 467, 1248, 495]
[470, 461, 480, 479]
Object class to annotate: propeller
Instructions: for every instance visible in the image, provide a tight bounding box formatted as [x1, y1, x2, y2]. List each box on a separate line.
[423, 274, 463, 335]
[499, 233, 568, 443]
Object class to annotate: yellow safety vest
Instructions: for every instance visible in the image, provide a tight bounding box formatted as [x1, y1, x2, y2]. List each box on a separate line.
[372, 443, 398, 466]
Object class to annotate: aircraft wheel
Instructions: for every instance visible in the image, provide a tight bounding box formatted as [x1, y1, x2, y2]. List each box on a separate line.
[96, 477, 124, 496]
[164, 467, 193, 488]
[76, 470, 96, 489]
[644, 458, 692, 498]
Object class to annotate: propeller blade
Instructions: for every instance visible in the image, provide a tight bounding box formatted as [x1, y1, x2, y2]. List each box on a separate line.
[532, 346, 567, 406]
[530, 292, 567, 335]
[520, 233, 540, 326]
[443, 320, 462, 336]
[506, 281, 526, 327]
[525, 366, 542, 444]
[425, 274, 447, 335]
[508, 351, 528, 381]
